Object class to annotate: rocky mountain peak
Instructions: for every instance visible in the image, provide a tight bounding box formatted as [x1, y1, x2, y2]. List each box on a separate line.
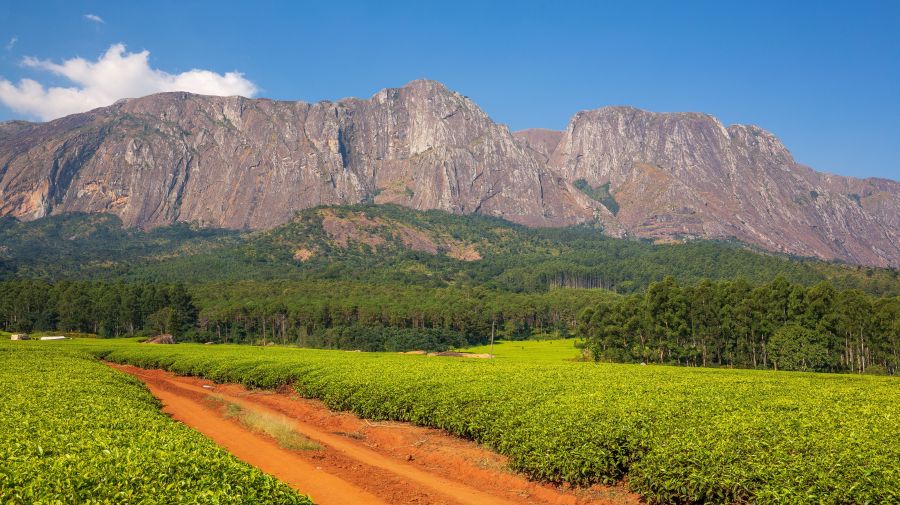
[0, 81, 896, 266]
[550, 104, 899, 266]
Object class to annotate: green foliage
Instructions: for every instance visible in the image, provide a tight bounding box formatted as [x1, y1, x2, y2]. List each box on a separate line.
[85, 339, 900, 505]
[0, 280, 198, 338]
[0, 213, 240, 280]
[3, 207, 896, 296]
[579, 276, 900, 374]
[0, 342, 311, 504]
[316, 326, 467, 352]
[186, 279, 617, 348]
[573, 179, 619, 215]
[2, 207, 897, 359]
[456, 338, 585, 362]
[769, 324, 831, 371]
[4, 274, 895, 368]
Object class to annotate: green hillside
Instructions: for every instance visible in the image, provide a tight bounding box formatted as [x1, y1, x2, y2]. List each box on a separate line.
[0, 213, 240, 279]
[3, 205, 896, 295]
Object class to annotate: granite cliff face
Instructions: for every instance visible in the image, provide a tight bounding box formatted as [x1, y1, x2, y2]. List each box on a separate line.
[548, 106, 900, 266]
[0, 80, 588, 230]
[0, 81, 897, 266]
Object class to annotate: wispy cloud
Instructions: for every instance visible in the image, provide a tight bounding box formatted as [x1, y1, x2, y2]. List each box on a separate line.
[0, 43, 258, 121]
[84, 14, 104, 24]
[5, 37, 17, 51]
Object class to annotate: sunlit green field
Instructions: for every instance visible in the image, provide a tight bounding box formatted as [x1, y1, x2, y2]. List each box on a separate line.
[29, 337, 897, 505]
[457, 338, 585, 362]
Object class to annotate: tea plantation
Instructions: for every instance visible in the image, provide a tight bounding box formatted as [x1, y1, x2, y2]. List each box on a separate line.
[75, 339, 900, 504]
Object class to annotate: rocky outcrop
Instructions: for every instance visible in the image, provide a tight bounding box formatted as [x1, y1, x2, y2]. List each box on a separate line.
[314, 208, 483, 261]
[0, 82, 897, 266]
[0, 80, 589, 230]
[144, 334, 175, 344]
[548, 106, 900, 266]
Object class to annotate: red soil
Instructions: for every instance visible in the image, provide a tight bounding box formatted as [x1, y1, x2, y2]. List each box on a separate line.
[111, 364, 640, 505]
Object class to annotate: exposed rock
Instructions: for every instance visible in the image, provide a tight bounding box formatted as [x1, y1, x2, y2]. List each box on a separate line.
[0, 80, 585, 232]
[0, 82, 896, 266]
[320, 210, 387, 249]
[315, 208, 481, 260]
[144, 334, 176, 344]
[549, 107, 900, 266]
[446, 242, 482, 261]
[292, 248, 316, 262]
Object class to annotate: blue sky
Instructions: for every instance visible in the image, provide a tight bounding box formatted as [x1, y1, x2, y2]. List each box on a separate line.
[0, 1, 897, 180]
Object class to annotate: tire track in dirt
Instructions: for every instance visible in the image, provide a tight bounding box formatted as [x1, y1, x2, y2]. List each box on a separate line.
[111, 363, 639, 505]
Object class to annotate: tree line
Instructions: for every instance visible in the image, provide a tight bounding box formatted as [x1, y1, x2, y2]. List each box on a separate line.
[189, 280, 610, 349]
[0, 280, 197, 337]
[578, 276, 898, 374]
[0, 279, 598, 350]
[1, 277, 896, 372]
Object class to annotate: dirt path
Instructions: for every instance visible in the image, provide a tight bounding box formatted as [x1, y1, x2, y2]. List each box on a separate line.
[112, 364, 639, 505]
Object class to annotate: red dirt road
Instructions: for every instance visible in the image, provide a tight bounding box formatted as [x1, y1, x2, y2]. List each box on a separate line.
[112, 364, 639, 505]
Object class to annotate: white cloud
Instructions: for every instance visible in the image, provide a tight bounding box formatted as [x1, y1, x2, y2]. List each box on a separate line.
[5, 37, 16, 50]
[84, 14, 104, 24]
[0, 44, 258, 121]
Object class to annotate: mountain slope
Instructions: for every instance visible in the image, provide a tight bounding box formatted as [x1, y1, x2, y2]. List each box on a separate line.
[0, 213, 239, 279]
[513, 128, 563, 161]
[548, 107, 900, 266]
[4, 207, 897, 296]
[0, 81, 896, 266]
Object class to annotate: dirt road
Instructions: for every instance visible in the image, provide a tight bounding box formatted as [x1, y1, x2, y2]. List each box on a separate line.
[112, 364, 638, 505]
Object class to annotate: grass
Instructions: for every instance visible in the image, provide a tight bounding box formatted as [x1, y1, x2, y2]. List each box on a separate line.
[208, 395, 321, 451]
[456, 338, 585, 362]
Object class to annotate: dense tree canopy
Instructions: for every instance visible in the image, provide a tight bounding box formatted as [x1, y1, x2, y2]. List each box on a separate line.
[2, 276, 895, 373]
[579, 277, 899, 374]
[0, 280, 197, 338]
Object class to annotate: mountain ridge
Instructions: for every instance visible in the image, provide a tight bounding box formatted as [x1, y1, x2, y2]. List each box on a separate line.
[0, 80, 896, 266]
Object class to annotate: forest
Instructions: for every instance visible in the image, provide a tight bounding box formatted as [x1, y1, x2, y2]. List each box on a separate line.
[0, 281, 197, 339]
[579, 276, 898, 374]
[1, 275, 896, 373]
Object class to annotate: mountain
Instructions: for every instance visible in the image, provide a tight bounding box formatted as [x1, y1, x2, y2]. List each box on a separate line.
[0, 80, 897, 266]
[0, 213, 239, 279]
[548, 107, 900, 267]
[0, 80, 589, 231]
